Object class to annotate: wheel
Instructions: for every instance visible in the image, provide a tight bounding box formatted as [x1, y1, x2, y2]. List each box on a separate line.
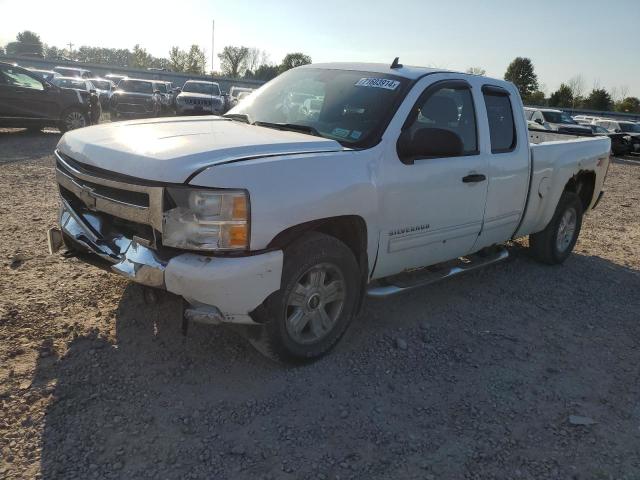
[59, 108, 88, 133]
[529, 191, 583, 265]
[250, 232, 361, 363]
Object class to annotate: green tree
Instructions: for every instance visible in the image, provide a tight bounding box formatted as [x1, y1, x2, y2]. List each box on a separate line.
[465, 66, 486, 76]
[279, 52, 312, 73]
[0, 45, 5, 56]
[6, 30, 44, 57]
[169, 46, 187, 72]
[548, 84, 573, 108]
[504, 57, 538, 99]
[526, 91, 547, 106]
[184, 45, 206, 74]
[245, 64, 279, 81]
[615, 96, 640, 113]
[582, 88, 613, 111]
[130, 44, 152, 69]
[218, 46, 249, 78]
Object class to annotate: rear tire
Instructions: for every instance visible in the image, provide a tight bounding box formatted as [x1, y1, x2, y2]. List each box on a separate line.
[58, 108, 89, 133]
[250, 232, 361, 363]
[529, 191, 583, 265]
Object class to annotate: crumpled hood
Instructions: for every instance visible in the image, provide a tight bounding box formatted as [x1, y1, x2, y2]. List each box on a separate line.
[56, 116, 343, 183]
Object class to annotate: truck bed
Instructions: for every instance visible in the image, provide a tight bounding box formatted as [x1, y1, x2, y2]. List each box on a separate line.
[514, 130, 611, 238]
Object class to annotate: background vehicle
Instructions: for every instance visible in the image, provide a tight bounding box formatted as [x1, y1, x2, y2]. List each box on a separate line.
[573, 114, 601, 124]
[228, 86, 254, 109]
[525, 107, 592, 135]
[88, 78, 116, 109]
[594, 119, 640, 153]
[49, 63, 611, 362]
[0, 62, 93, 132]
[52, 77, 102, 123]
[109, 78, 162, 120]
[587, 124, 632, 156]
[27, 68, 61, 82]
[53, 66, 94, 79]
[175, 80, 224, 115]
[105, 73, 127, 86]
[153, 81, 173, 114]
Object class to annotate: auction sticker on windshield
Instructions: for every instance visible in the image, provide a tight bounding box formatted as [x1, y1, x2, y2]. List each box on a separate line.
[354, 78, 400, 90]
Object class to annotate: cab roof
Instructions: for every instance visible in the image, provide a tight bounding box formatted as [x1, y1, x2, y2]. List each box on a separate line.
[300, 62, 446, 80]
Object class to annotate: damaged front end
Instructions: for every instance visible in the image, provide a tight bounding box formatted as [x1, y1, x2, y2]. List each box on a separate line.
[47, 150, 283, 326]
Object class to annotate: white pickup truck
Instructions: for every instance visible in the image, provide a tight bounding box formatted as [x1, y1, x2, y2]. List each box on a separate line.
[48, 61, 611, 362]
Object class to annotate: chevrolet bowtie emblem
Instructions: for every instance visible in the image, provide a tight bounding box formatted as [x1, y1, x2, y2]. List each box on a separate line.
[79, 184, 96, 209]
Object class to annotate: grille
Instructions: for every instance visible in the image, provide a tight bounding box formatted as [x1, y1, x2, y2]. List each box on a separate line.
[186, 98, 212, 106]
[54, 151, 164, 232]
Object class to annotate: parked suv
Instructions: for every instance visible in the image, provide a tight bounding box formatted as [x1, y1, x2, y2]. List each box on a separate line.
[175, 80, 224, 115]
[0, 62, 96, 132]
[109, 78, 162, 120]
[525, 107, 592, 135]
[53, 66, 94, 79]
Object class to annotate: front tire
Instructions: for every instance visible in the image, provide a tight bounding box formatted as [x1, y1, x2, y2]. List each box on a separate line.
[529, 191, 583, 265]
[251, 232, 361, 363]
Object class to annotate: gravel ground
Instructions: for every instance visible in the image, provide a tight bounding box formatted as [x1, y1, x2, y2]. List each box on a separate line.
[1, 127, 639, 480]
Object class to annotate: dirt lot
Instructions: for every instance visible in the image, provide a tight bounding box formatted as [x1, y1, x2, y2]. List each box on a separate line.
[1, 127, 639, 480]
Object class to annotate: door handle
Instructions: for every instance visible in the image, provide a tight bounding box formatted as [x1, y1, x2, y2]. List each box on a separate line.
[462, 173, 486, 183]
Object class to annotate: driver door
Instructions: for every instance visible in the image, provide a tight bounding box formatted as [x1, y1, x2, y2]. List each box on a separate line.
[373, 78, 489, 279]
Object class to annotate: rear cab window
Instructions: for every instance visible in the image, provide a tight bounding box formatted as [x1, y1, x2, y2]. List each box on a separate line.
[482, 85, 517, 153]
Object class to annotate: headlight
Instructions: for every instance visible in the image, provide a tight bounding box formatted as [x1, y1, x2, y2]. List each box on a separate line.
[163, 188, 249, 251]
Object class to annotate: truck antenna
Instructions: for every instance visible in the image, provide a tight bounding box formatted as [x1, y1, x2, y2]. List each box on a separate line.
[390, 57, 403, 69]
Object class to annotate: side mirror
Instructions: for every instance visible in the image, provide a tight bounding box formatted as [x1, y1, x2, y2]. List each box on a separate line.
[535, 118, 544, 125]
[153, 90, 161, 95]
[397, 128, 463, 164]
[615, 128, 621, 133]
[89, 89, 97, 94]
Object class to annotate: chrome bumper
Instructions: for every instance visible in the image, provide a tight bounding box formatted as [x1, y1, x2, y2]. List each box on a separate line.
[48, 199, 167, 288]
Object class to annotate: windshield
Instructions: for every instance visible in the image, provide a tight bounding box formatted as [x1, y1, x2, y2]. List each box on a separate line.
[119, 80, 153, 94]
[91, 80, 111, 90]
[619, 122, 640, 133]
[524, 110, 534, 120]
[542, 111, 577, 124]
[226, 68, 408, 146]
[182, 82, 221, 95]
[53, 78, 88, 90]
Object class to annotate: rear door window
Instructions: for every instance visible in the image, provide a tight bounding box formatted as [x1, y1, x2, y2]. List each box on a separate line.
[483, 87, 517, 153]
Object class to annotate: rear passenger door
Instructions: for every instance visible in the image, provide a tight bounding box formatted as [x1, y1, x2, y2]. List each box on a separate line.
[473, 85, 529, 250]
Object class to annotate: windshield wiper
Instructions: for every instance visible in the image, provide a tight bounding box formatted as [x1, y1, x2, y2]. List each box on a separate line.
[223, 113, 252, 124]
[253, 121, 321, 137]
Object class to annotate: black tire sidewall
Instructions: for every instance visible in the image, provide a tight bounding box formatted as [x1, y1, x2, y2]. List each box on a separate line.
[263, 233, 361, 361]
[59, 108, 88, 133]
[548, 192, 583, 263]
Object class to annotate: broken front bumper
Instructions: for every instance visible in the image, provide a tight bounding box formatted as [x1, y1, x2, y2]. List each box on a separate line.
[48, 200, 283, 324]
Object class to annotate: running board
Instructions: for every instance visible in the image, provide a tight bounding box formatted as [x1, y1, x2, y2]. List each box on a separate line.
[367, 247, 509, 298]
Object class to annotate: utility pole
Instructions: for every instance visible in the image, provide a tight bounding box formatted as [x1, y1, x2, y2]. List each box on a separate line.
[67, 42, 74, 60]
[211, 20, 216, 78]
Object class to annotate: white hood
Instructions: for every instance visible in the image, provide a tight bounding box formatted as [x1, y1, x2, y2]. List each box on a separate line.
[57, 116, 343, 183]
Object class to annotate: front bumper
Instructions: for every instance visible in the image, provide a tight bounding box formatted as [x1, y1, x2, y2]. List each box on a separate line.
[49, 199, 283, 324]
[176, 103, 221, 115]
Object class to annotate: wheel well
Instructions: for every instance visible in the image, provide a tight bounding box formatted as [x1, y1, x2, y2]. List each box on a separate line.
[268, 216, 368, 271]
[564, 171, 595, 211]
[268, 216, 369, 310]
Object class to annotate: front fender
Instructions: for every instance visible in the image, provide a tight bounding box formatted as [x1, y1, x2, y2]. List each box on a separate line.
[188, 148, 381, 270]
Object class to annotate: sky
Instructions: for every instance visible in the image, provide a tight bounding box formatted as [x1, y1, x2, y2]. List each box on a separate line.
[1, 0, 639, 97]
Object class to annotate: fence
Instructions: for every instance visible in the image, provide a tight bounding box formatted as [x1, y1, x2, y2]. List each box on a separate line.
[0, 54, 266, 93]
